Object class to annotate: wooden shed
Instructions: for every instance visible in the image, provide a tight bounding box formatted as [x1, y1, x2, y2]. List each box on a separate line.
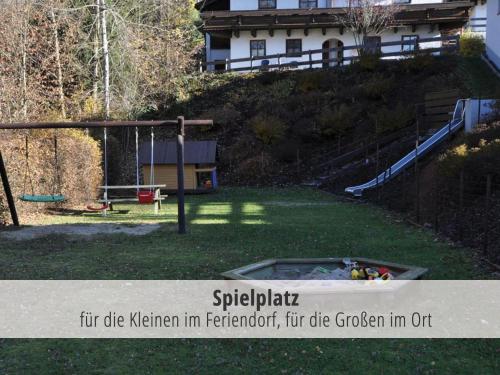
[139, 140, 218, 192]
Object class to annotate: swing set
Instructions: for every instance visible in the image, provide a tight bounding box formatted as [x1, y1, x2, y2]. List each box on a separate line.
[88, 126, 165, 214]
[20, 132, 65, 204]
[0, 117, 213, 234]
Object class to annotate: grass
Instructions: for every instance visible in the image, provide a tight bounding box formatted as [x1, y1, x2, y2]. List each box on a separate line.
[0, 187, 498, 374]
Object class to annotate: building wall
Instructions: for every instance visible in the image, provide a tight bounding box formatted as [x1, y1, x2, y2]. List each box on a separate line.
[229, 26, 441, 70]
[143, 165, 198, 191]
[229, 0, 443, 11]
[466, 2, 487, 36]
[205, 34, 230, 63]
[486, 0, 500, 70]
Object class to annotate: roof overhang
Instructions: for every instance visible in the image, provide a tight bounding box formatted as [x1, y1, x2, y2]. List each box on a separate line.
[200, 2, 474, 32]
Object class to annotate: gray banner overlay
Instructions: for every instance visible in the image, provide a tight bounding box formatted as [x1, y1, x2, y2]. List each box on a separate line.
[0, 281, 498, 338]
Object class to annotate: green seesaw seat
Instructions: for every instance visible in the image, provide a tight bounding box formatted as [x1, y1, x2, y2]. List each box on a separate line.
[20, 195, 65, 203]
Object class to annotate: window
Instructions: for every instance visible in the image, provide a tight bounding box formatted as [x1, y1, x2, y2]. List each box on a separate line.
[210, 36, 230, 50]
[402, 35, 419, 52]
[363, 36, 381, 54]
[286, 39, 302, 57]
[300, 0, 318, 8]
[258, 0, 276, 9]
[250, 40, 266, 57]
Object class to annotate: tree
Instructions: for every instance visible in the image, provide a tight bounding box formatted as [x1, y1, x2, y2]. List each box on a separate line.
[336, 0, 398, 56]
[0, 0, 202, 122]
[97, 0, 110, 119]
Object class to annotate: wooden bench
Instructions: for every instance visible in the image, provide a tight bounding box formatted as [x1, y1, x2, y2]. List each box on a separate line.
[98, 185, 167, 215]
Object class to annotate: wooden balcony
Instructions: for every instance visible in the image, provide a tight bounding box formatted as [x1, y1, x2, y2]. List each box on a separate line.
[200, 2, 474, 33]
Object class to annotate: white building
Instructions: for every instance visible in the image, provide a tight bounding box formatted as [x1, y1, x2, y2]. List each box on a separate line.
[485, 0, 500, 71]
[197, 0, 478, 72]
[465, 1, 487, 37]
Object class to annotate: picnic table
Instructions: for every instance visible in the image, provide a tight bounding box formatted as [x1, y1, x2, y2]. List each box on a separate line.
[98, 185, 167, 215]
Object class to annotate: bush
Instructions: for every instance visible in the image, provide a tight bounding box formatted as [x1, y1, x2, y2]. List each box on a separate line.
[402, 53, 439, 74]
[0, 196, 7, 225]
[317, 104, 357, 137]
[250, 114, 288, 145]
[357, 51, 382, 72]
[361, 74, 396, 101]
[460, 32, 485, 58]
[0, 130, 102, 224]
[370, 103, 414, 134]
[295, 71, 325, 93]
[272, 139, 301, 163]
[438, 123, 500, 179]
[201, 103, 241, 128]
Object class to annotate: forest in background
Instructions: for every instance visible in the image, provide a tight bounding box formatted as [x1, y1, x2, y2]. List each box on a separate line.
[0, 0, 202, 123]
[0, 0, 202, 223]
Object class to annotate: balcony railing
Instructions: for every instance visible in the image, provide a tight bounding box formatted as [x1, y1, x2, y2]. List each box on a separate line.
[200, 35, 460, 73]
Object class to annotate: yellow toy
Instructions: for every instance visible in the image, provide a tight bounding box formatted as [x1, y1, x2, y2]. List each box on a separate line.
[351, 269, 361, 280]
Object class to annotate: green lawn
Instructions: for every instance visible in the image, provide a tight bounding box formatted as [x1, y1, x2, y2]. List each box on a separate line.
[0, 187, 497, 374]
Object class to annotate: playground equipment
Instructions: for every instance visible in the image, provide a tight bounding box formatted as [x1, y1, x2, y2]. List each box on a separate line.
[345, 100, 466, 197]
[0, 117, 213, 234]
[87, 126, 166, 215]
[19, 132, 65, 203]
[96, 184, 166, 215]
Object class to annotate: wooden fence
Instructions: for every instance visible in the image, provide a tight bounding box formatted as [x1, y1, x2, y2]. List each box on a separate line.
[423, 89, 460, 130]
[201, 35, 460, 73]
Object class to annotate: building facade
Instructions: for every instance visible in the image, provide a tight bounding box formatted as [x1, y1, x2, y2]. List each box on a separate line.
[486, 0, 500, 70]
[197, 0, 478, 71]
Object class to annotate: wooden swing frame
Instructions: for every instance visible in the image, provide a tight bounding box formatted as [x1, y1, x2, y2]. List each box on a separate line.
[0, 117, 213, 234]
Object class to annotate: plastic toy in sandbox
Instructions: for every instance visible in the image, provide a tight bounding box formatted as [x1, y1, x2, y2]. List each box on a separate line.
[222, 258, 428, 281]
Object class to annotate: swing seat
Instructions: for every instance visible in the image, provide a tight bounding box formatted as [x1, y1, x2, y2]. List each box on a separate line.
[87, 203, 109, 212]
[137, 191, 155, 204]
[20, 194, 65, 203]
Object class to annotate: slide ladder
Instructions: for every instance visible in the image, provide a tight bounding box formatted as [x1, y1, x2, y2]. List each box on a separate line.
[345, 100, 466, 197]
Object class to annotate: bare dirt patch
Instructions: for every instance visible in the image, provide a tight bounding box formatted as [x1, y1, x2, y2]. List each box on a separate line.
[0, 223, 162, 241]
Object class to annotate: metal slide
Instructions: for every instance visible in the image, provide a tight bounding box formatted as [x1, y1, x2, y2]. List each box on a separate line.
[345, 100, 466, 197]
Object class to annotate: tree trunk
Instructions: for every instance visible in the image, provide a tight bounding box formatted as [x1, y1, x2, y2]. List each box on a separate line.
[93, 0, 100, 113]
[99, 0, 111, 120]
[20, 12, 29, 121]
[50, 7, 66, 119]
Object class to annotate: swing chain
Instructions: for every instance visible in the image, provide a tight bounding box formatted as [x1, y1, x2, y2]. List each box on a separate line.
[22, 134, 35, 196]
[53, 131, 62, 196]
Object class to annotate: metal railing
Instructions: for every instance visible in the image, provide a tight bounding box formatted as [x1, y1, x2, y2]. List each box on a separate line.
[345, 99, 467, 196]
[201, 35, 460, 73]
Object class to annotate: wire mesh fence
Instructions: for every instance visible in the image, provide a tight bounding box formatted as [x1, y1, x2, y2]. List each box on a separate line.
[367, 168, 500, 264]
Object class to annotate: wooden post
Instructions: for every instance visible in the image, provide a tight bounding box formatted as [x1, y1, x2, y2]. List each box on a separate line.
[483, 174, 492, 252]
[154, 187, 160, 215]
[225, 58, 229, 72]
[0, 150, 19, 226]
[177, 116, 186, 235]
[309, 50, 313, 69]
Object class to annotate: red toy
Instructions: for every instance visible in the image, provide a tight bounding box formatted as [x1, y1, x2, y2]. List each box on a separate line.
[137, 191, 155, 204]
[378, 267, 390, 276]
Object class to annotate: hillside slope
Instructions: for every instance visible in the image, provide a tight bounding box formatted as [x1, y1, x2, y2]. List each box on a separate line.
[141, 56, 494, 187]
